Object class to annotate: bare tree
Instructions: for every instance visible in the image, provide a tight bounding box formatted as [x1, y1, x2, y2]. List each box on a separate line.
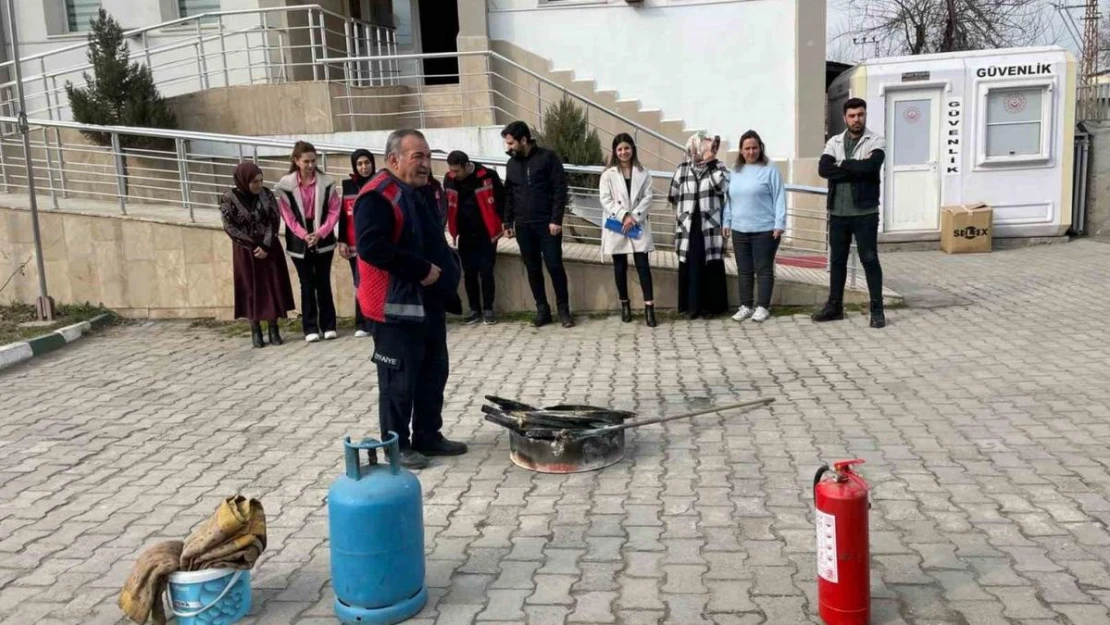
[1099, 0, 1110, 71]
[833, 0, 1055, 58]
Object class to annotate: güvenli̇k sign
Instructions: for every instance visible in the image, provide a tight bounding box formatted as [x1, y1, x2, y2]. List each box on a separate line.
[940, 203, 992, 254]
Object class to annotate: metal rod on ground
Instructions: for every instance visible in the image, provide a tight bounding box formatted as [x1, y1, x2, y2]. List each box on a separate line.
[5, 0, 53, 320]
[569, 397, 775, 439]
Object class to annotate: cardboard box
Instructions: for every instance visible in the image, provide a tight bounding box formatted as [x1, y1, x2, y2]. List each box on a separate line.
[940, 203, 992, 254]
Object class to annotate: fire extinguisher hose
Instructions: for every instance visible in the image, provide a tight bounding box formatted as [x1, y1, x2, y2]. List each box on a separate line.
[812, 463, 831, 504]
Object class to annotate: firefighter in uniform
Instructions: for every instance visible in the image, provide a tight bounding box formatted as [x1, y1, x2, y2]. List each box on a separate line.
[444, 150, 505, 325]
[354, 129, 467, 470]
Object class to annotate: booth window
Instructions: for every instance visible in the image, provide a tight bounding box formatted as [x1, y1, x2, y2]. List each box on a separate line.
[983, 86, 1047, 161]
[65, 0, 101, 32]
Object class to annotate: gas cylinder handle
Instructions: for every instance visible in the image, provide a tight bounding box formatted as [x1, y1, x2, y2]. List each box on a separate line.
[343, 433, 401, 479]
[813, 463, 831, 504]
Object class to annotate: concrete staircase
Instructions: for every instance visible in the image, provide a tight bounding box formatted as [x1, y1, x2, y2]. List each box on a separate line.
[490, 40, 718, 167]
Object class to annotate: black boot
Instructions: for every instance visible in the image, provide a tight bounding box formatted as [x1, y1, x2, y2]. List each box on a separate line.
[870, 302, 886, 329]
[620, 301, 632, 323]
[533, 304, 553, 328]
[645, 304, 657, 328]
[558, 305, 575, 328]
[811, 302, 844, 323]
[250, 322, 265, 348]
[268, 321, 284, 346]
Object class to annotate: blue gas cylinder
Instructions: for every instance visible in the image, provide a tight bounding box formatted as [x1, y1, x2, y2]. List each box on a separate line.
[328, 433, 427, 625]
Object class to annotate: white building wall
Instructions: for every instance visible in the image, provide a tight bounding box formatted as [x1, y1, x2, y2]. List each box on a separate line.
[488, 0, 803, 158]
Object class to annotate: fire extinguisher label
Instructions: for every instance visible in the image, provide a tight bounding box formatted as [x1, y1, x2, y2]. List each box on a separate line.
[816, 509, 838, 583]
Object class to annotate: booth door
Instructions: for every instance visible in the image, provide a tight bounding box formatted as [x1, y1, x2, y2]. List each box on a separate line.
[885, 89, 941, 232]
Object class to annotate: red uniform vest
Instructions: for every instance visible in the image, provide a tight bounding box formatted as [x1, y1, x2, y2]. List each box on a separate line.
[445, 167, 501, 239]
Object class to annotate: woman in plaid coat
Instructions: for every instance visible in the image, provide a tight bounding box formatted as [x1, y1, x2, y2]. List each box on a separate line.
[668, 132, 730, 319]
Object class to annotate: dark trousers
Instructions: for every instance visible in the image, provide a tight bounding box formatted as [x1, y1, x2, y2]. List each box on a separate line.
[515, 222, 569, 310]
[828, 213, 883, 307]
[347, 258, 372, 332]
[459, 234, 497, 313]
[291, 250, 337, 335]
[371, 319, 448, 448]
[613, 253, 654, 302]
[732, 231, 780, 308]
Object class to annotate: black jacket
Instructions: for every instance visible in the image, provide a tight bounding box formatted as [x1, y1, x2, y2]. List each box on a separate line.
[818, 150, 885, 212]
[503, 145, 568, 226]
[354, 174, 462, 318]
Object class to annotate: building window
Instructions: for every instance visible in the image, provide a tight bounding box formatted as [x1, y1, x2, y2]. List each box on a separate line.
[179, 0, 221, 18]
[984, 86, 1047, 160]
[65, 0, 101, 32]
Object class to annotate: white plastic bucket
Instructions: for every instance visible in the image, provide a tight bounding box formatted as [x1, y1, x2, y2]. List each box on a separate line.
[166, 568, 251, 625]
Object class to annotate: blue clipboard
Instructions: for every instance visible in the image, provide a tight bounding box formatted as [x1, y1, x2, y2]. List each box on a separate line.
[604, 216, 642, 240]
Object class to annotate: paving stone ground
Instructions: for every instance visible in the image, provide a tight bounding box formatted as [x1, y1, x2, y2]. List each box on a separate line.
[2, 241, 1110, 625]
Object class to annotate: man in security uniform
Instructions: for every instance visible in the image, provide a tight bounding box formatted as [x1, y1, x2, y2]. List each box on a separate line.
[354, 129, 467, 469]
[444, 150, 505, 325]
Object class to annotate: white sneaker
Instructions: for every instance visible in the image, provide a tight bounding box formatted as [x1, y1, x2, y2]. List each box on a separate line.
[751, 306, 771, 323]
[354, 330, 370, 338]
[731, 306, 754, 322]
[324, 330, 338, 340]
[305, 333, 321, 343]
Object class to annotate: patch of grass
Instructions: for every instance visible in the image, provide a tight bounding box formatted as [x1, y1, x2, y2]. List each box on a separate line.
[0, 302, 118, 345]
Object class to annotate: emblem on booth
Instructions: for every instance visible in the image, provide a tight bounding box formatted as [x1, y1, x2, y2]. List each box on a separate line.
[1004, 93, 1027, 115]
[903, 106, 922, 124]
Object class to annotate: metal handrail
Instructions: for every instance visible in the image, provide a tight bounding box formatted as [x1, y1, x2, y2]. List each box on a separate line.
[329, 51, 686, 153]
[0, 4, 374, 70]
[0, 4, 397, 121]
[2, 23, 270, 87]
[0, 116, 850, 279]
[0, 112, 825, 232]
[0, 116, 822, 196]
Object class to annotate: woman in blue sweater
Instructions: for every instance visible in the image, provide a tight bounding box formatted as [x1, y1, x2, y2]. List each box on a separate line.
[723, 130, 786, 323]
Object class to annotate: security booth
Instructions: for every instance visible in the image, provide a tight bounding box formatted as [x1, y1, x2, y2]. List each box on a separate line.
[827, 46, 1077, 246]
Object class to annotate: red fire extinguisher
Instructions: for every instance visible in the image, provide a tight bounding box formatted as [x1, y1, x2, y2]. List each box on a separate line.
[814, 459, 870, 625]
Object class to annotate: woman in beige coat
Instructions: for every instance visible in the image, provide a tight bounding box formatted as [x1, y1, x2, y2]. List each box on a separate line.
[599, 133, 656, 327]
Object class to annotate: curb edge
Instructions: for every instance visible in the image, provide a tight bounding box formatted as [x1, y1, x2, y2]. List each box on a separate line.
[0, 312, 113, 373]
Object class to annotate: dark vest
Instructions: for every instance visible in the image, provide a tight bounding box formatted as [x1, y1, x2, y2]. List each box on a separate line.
[356, 172, 426, 324]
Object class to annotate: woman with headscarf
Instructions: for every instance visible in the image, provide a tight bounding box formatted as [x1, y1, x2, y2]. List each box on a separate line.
[668, 132, 730, 319]
[219, 162, 296, 348]
[339, 148, 376, 337]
